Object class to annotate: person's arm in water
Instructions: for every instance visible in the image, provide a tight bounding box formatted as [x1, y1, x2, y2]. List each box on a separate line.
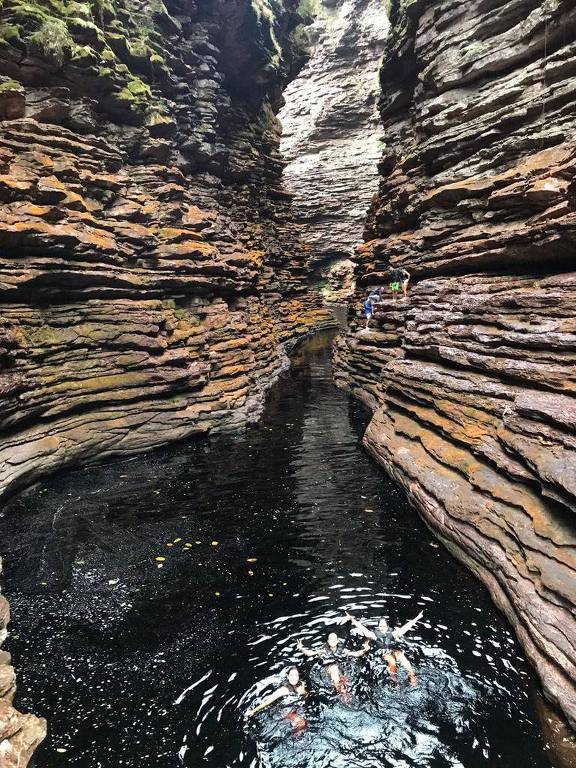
[344, 639, 371, 658]
[297, 639, 322, 658]
[343, 612, 377, 642]
[393, 610, 424, 639]
[246, 686, 289, 718]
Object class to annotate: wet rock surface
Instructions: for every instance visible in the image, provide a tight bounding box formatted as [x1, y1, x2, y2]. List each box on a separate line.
[0, 1, 332, 762]
[334, 0, 576, 731]
[0, 0, 333, 500]
[279, 0, 387, 295]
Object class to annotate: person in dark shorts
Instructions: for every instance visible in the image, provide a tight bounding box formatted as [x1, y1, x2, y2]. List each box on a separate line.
[245, 666, 308, 731]
[389, 267, 411, 301]
[298, 632, 369, 702]
[344, 610, 423, 686]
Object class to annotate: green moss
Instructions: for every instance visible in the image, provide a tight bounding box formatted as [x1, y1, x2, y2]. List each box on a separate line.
[29, 17, 72, 67]
[0, 0, 171, 125]
[125, 76, 150, 97]
[0, 78, 25, 92]
[70, 43, 99, 65]
[146, 110, 172, 126]
[0, 23, 23, 44]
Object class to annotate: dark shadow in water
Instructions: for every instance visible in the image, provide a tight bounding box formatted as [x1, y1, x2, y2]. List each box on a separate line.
[1, 331, 552, 767]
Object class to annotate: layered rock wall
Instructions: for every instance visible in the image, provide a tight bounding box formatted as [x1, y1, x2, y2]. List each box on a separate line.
[335, 0, 576, 728]
[279, 0, 388, 300]
[0, 0, 332, 762]
[0, 0, 332, 502]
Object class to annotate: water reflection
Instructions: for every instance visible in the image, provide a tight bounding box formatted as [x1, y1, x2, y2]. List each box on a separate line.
[1, 332, 550, 767]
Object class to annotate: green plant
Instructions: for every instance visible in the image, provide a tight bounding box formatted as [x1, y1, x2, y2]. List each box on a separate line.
[29, 17, 72, 66]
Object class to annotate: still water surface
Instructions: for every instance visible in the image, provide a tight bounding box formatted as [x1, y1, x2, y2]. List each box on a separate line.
[2, 333, 551, 767]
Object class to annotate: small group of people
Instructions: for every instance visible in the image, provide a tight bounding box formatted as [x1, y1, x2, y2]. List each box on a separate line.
[245, 609, 423, 729]
[364, 266, 411, 328]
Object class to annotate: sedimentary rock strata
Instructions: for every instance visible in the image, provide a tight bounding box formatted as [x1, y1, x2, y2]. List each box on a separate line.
[335, 0, 576, 728]
[0, 0, 332, 501]
[0, 557, 46, 766]
[0, 1, 332, 762]
[279, 0, 388, 300]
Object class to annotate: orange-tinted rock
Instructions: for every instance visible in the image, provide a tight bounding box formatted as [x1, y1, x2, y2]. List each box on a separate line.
[0, 3, 334, 765]
[335, 0, 576, 731]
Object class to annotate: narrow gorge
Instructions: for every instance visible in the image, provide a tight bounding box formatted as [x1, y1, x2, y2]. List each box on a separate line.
[0, 0, 575, 766]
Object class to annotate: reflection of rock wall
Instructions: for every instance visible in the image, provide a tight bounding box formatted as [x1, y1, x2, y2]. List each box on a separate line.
[335, 0, 576, 729]
[279, 0, 388, 264]
[0, 1, 332, 762]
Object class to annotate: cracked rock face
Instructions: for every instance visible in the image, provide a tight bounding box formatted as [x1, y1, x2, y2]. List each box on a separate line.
[335, 0, 576, 729]
[0, 1, 332, 763]
[279, 0, 388, 297]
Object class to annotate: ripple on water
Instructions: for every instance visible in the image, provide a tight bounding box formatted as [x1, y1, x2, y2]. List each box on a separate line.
[1, 332, 550, 768]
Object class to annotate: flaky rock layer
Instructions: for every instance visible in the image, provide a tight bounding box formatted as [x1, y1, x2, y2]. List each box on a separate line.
[335, 0, 576, 728]
[0, 0, 332, 762]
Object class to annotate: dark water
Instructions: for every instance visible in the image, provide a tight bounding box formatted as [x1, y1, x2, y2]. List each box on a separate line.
[1, 332, 552, 768]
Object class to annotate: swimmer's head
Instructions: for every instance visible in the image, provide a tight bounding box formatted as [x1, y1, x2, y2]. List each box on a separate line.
[287, 667, 300, 686]
[327, 632, 339, 649]
[378, 618, 389, 633]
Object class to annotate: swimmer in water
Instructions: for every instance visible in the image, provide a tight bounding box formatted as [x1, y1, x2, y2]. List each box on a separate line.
[245, 666, 307, 731]
[298, 632, 370, 702]
[344, 610, 424, 686]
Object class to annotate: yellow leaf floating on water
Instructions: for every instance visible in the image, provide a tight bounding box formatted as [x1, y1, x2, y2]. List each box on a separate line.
[248, 570, 254, 576]
[56, 748, 67, 753]
[211, 541, 219, 546]
[184, 543, 192, 548]
[247, 558, 257, 563]
[268, 593, 273, 597]
[215, 592, 221, 597]
[195, 541, 201, 545]
[157, 563, 164, 569]
[155, 556, 166, 562]
[166, 543, 173, 547]
[364, 508, 374, 513]
[174, 538, 182, 543]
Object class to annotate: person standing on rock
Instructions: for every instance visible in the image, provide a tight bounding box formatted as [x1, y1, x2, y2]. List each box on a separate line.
[363, 294, 374, 328]
[389, 267, 411, 301]
[343, 610, 423, 686]
[298, 631, 370, 703]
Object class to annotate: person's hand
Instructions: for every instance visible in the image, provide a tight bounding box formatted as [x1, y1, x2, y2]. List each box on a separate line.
[344, 611, 353, 622]
[417, 610, 424, 620]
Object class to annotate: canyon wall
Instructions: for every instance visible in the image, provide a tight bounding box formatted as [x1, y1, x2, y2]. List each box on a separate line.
[0, 0, 331, 762]
[279, 0, 387, 301]
[335, 0, 576, 728]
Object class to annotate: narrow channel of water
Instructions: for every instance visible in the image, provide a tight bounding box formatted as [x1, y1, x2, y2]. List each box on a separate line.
[1, 332, 552, 767]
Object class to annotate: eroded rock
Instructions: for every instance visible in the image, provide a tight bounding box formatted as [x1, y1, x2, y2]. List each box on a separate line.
[335, 0, 576, 730]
